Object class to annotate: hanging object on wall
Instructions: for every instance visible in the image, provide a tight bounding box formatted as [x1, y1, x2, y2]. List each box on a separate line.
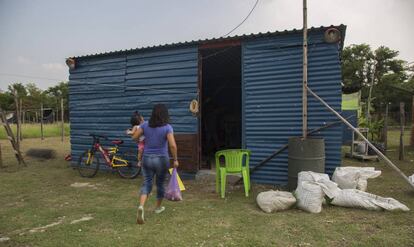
[66, 58, 76, 70]
[324, 28, 341, 43]
[189, 99, 199, 115]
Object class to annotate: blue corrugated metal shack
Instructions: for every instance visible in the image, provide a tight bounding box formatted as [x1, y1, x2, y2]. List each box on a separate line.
[68, 25, 346, 185]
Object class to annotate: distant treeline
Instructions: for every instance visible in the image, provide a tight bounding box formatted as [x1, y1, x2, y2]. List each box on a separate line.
[0, 81, 68, 120]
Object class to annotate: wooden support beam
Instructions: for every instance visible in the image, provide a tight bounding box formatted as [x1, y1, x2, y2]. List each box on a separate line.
[307, 85, 414, 190]
[302, 0, 308, 138]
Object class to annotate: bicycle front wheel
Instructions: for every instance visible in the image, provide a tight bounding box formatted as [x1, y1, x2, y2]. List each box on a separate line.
[78, 150, 100, 178]
[117, 152, 141, 179]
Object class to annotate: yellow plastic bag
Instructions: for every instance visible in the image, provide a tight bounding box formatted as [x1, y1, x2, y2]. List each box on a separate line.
[169, 168, 185, 191]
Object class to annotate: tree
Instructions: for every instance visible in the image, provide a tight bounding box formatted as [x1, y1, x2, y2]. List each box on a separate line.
[8, 83, 27, 98]
[0, 91, 13, 111]
[45, 81, 68, 99]
[370, 46, 408, 109]
[44, 81, 69, 120]
[342, 44, 410, 110]
[24, 83, 45, 110]
[341, 44, 374, 91]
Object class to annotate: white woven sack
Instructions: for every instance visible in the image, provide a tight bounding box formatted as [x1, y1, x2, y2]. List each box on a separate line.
[295, 181, 325, 213]
[331, 189, 409, 211]
[297, 171, 341, 199]
[332, 167, 381, 191]
[256, 190, 296, 213]
[297, 171, 329, 185]
[408, 174, 414, 184]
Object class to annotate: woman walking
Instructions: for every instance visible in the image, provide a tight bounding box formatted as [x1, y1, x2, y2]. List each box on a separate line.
[131, 104, 179, 224]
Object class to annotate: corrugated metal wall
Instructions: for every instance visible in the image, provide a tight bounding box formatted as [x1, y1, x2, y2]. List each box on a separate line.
[242, 31, 342, 185]
[125, 46, 198, 133]
[69, 46, 198, 163]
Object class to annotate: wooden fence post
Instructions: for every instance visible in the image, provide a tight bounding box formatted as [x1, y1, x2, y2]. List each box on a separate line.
[399, 102, 405, 161]
[19, 98, 23, 141]
[0, 143, 3, 168]
[13, 91, 21, 149]
[40, 103, 44, 140]
[61, 98, 64, 142]
[383, 103, 389, 154]
[411, 95, 414, 147]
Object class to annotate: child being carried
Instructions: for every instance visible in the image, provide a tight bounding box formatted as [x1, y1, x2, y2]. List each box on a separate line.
[126, 111, 145, 167]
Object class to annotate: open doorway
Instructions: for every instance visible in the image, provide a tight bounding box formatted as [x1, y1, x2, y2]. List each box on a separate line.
[200, 45, 242, 167]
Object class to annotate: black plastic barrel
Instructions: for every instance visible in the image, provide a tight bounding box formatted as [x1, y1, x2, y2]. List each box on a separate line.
[288, 137, 325, 191]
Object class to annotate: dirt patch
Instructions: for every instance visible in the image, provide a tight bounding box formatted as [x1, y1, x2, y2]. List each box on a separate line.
[70, 215, 94, 224]
[29, 216, 65, 233]
[0, 237, 10, 242]
[70, 182, 98, 189]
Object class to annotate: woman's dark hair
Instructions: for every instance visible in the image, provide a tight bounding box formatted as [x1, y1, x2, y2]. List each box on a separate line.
[149, 104, 170, 128]
[130, 111, 142, 126]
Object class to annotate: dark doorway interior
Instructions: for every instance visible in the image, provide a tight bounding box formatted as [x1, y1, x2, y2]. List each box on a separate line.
[200, 46, 242, 166]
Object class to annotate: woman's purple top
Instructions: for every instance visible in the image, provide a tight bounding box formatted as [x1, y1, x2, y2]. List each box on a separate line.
[140, 122, 173, 157]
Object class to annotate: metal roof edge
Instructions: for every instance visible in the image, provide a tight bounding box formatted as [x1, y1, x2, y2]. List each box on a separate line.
[69, 24, 346, 60]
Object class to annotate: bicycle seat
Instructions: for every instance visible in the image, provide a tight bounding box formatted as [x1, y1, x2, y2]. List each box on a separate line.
[112, 139, 124, 145]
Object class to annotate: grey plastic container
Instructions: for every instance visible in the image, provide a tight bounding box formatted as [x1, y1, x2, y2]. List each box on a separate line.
[288, 137, 325, 191]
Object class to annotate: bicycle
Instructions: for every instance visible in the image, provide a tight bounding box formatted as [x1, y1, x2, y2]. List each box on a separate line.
[77, 134, 141, 179]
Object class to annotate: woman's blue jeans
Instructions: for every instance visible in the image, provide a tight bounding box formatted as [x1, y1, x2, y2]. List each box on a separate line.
[140, 154, 169, 199]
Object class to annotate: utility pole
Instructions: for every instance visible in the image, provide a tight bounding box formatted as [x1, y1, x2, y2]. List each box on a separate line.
[302, 0, 308, 138]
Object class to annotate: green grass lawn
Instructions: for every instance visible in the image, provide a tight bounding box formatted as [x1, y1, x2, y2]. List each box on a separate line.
[0, 131, 413, 246]
[0, 123, 70, 139]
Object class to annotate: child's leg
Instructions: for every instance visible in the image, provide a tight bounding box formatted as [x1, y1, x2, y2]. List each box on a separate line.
[138, 141, 144, 166]
[137, 149, 143, 167]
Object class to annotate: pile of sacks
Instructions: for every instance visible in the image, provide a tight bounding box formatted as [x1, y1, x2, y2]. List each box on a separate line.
[256, 168, 410, 214]
[332, 167, 381, 191]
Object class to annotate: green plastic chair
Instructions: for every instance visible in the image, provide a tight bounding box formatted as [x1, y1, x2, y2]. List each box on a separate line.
[215, 149, 251, 198]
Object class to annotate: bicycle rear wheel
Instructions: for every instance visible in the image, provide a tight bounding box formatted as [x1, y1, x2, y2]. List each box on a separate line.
[78, 150, 100, 178]
[117, 152, 141, 179]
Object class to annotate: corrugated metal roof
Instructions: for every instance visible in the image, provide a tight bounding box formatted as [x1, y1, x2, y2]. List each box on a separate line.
[71, 25, 346, 59]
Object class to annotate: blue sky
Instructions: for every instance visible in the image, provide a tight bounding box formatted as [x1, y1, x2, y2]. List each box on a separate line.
[0, 0, 413, 90]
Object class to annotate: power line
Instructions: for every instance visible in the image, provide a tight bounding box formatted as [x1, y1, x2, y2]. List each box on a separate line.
[0, 72, 197, 95]
[222, 0, 260, 37]
[0, 40, 319, 95]
[0, 72, 63, 81]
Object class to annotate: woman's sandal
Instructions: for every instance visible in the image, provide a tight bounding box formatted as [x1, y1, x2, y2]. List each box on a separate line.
[154, 206, 165, 214]
[136, 206, 145, 224]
